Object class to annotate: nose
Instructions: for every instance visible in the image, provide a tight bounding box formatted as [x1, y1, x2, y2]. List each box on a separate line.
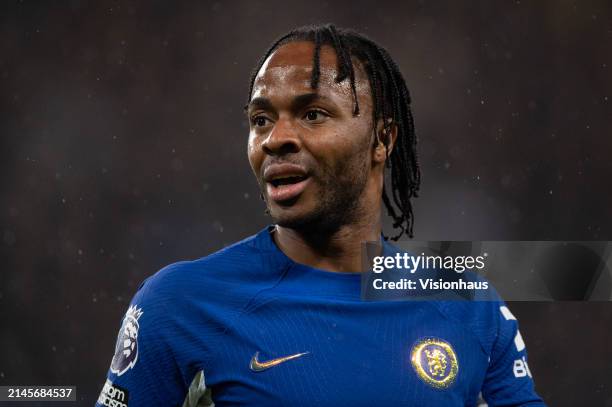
[262, 118, 301, 156]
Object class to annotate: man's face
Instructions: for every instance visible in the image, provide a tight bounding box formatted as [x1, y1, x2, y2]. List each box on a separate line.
[247, 41, 375, 231]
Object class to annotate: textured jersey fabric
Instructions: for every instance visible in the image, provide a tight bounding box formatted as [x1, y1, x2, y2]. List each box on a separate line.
[96, 226, 545, 406]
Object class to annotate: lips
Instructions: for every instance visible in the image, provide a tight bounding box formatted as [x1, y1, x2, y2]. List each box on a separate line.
[263, 163, 311, 203]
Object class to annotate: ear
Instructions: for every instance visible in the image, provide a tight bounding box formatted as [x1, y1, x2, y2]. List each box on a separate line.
[372, 118, 398, 165]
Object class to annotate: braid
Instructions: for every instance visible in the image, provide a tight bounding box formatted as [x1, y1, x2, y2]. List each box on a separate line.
[326, 24, 349, 82]
[311, 30, 322, 89]
[247, 24, 421, 239]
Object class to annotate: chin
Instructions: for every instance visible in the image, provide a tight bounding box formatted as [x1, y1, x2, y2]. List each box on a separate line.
[270, 207, 312, 229]
[268, 202, 311, 225]
[270, 205, 343, 235]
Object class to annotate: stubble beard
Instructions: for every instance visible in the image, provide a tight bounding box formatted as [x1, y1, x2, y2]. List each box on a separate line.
[265, 154, 370, 235]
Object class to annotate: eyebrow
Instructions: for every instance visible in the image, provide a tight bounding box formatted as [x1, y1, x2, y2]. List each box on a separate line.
[244, 97, 273, 114]
[245, 93, 331, 115]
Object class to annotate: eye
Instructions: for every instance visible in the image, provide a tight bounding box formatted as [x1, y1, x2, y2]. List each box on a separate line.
[251, 115, 270, 127]
[303, 109, 327, 122]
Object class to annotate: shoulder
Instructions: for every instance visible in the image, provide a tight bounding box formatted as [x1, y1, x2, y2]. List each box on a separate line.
[145, 232, 260, 287]
[134, 228, 288, 310]
[427, 295, 509, 356]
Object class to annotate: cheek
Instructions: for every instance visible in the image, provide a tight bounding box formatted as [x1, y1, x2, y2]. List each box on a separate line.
[309, 125, 372, 171]
[247, 134, 262, 173]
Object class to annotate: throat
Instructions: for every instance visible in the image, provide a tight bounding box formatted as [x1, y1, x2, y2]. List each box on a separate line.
[272, 221, 381, 273]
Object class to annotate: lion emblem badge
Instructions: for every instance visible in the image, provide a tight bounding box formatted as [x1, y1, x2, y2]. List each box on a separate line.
[411, 338, 459, 389]
[110, 305, 144, 376]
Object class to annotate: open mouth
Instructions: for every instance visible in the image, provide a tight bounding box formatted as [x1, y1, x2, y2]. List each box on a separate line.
[263, 163, 311, 204]
[269, 175, 308, 188]
[266, 175, 311, 203]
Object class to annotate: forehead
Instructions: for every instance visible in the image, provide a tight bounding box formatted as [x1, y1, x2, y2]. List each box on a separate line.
[251, 41, 370, 104]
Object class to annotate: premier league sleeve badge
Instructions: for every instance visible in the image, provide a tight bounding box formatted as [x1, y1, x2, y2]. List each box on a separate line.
[110, 305, 144, 376]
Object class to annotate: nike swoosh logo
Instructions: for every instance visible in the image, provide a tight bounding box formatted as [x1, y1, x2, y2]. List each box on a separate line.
[249, 351, 309, 372]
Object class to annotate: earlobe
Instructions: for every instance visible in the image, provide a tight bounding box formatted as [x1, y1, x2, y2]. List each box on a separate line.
[373, 134, 387, 163]
[373, 119, 397, 164]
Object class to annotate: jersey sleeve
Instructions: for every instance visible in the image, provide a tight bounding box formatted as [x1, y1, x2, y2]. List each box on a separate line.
[481, 302, 546, 406]
[95, 271, 191, 407]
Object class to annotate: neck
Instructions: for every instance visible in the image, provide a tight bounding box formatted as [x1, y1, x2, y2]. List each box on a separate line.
[273, 208, 382, 273]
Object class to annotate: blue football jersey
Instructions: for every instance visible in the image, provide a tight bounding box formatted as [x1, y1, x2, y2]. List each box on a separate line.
[96, 227, 545, 406]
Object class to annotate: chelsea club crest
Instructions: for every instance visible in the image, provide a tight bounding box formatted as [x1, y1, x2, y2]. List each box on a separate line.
[410, 338, 459, 389]
[111, 305, 144, 376]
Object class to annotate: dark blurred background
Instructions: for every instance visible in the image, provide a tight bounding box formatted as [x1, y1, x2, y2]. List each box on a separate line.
[1, 1, 611, 405]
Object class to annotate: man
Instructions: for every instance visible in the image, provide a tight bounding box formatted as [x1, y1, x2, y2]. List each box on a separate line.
[96, 24, 545, 406]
